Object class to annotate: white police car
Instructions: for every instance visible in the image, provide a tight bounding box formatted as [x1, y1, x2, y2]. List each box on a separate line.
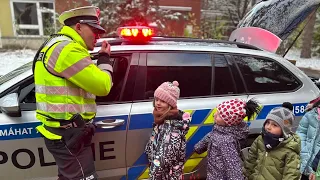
[0, 2, 320, 179]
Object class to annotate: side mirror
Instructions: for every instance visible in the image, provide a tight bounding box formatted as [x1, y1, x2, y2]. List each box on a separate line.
[0, 93, 21, 117]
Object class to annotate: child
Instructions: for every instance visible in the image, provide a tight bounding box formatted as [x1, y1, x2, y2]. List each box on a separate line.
[145, 81, 191, 180]
[194, 98, 260, 180]
[297, 102, 320, 180]
[244, 107, 301, 180]
[282, 101, 295, 120]
[309, 149, 320, 180]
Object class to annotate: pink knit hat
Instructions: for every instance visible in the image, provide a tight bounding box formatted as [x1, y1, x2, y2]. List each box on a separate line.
[217, 98, 247, 126]
[154, 81, 180, 108]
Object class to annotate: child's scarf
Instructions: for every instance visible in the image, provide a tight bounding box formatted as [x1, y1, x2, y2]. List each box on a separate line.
[262, 127, 284, 150]
[153, 107, 179, 124]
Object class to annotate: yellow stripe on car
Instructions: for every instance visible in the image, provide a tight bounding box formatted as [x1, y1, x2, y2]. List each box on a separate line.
[138, 106, 262, 179]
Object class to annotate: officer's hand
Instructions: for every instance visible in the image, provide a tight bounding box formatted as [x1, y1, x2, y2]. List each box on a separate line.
[99, 40, 111, 56]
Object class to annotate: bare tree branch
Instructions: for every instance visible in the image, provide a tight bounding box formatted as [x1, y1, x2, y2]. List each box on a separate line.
[236, 0, 241, 21]
[241, 0, 250, 19]
[301, 12, 317, 58]
[251, 0, 257, 6]
[228, 8, 238, 27]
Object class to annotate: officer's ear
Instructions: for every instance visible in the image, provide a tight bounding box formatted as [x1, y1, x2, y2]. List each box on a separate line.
[74, 23, 82, 33]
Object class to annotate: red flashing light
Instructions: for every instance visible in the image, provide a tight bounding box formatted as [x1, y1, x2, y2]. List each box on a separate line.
[142, 28, 153, 37]
[118, 26, 154, 40]
[131, 28, 139, 37]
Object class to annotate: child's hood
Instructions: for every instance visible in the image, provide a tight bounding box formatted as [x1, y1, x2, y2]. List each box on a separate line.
[279, 133, 301, 154]
[214, 121, 249, 140]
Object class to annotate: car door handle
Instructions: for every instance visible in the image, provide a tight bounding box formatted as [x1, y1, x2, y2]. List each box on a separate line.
[94, 119, 125, 129]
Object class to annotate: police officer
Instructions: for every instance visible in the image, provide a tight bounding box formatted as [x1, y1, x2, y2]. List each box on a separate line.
[33, 6, 113, 180]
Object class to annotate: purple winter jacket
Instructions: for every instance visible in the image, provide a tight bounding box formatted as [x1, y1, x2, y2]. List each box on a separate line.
[194, 122, 249, 180]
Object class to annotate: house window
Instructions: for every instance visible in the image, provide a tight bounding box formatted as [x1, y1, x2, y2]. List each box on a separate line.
[11, 1, 55, 36]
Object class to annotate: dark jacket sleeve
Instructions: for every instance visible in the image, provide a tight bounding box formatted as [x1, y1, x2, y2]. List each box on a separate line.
[194, 132, 212, 154]
[173, 111, 191, 135]
[310, 97, 320, 104]
[313, 150, 320, 172]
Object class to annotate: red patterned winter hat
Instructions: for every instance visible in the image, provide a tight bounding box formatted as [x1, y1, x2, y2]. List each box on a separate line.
[217, 99, 247, 126]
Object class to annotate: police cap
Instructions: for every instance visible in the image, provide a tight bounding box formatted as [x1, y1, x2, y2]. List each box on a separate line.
[58, 6, 106, 34]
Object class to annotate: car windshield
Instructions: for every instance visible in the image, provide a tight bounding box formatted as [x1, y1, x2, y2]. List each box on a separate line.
[0, 61, 33, 85]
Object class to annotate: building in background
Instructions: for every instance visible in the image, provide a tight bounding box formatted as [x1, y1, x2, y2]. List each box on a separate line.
[0, 0, 201, 49]
[0, 0, 56, 49]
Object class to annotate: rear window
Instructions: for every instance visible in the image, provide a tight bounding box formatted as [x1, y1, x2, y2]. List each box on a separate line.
[234, 55, 301, 93]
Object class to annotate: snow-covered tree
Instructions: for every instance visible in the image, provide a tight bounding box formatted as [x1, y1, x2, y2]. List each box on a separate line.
[87, 0, 186, 36]
[205, 0, 253, 27]
[311, 8, 320, 56]
[201, 0, 254, 39]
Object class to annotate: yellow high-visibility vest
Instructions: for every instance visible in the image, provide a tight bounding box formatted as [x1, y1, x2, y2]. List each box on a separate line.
[34, 26, 112, 140]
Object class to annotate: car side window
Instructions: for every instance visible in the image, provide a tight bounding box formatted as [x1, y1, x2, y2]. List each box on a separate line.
[234, 55, 301, 93]
[145, 52, 212, 99]
[20, 83, 36, 104]
[96, 54, 134, 103]
[224, 55, 246, 94]
[213, 54, 235, 95]
[12, 77, 36, 111]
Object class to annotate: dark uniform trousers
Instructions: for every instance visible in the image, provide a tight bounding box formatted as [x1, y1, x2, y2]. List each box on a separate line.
[44, 125, 97, 180]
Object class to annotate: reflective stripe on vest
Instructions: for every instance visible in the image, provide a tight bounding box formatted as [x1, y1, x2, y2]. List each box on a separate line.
[36, 125, 62, 140]
[47, 41, 93, 78]
[35, 85, 96, 99]
[47, 41, 71, 76]
[37, 102, 96, 113]
[59, 57, 93, 79]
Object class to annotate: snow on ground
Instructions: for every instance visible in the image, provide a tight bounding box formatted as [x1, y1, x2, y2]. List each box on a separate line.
[0, 48, 319, 76]
[0, 49, 36, 75]
[285, 49, 320, 70]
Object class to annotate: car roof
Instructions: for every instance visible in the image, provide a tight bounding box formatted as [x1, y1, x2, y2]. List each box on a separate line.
[0, 37, 299, 96]
[91, 37, 281, 60]
[92, 37, 262, 53]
